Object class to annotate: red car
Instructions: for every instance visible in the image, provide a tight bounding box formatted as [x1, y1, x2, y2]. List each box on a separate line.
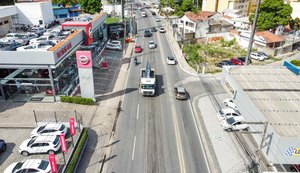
[134, 44, 142, 53]
[230, 58, 244, 65]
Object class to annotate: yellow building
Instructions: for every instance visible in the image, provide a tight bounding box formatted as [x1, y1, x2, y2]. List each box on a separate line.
[202, 0, 258, 17]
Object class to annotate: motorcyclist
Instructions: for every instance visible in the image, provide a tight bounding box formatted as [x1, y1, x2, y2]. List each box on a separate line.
[134, 57, 138, 64]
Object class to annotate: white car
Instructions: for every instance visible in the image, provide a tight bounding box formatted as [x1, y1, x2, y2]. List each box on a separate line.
[19, 135, 61, 156]
[16, 33, 38, 45]
[30, 123, 68, 138]
[167, 56, 176, 65]
[106, 43, 122, 50]
[0, 33, 20, 44]
[221, 116, 248, 131]
[256, 51, 268, 59]
[29, 35, 58, 45]
[155, 18, 161, 22]
[109, 40, 122, 46]
[16, 43, 53, 51]
[217, 108, 241, 120]
[148, 41, 156, 49]
[250, 52, 265, 61]
[29, 27, 46, 36]
[4, 159, 51, 173]
[223, 98, 238, 110]
[159, 27, 166, 33]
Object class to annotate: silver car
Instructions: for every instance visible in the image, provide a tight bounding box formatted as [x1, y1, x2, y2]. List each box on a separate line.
[106, 43, 122, 50]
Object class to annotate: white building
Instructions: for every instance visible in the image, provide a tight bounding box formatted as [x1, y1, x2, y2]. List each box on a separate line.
[0, 1, 55, 36]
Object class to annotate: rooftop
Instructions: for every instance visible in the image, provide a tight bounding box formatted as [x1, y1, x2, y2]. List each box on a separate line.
[255, 31, 286, 43]
[229, 66, 300, 137]
[185, 11, 217, 22]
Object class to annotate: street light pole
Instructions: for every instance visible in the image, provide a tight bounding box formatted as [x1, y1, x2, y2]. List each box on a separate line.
[245, 0, 261, 65]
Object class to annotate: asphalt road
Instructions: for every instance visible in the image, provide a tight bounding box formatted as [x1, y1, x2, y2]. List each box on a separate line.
[106, 9, 210, 173]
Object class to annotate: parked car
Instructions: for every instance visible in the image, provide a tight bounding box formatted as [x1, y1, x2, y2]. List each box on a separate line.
[230, 58, 244, 65]
[256, 51, 268, 59]
[151, 27, 157, 32]
[217, 108, 241, 120]
[30, 123, 68, 137]
[223, 98, 238, 110]
[174, 86, 188, 100]
[0, 42, 22, 51]
[29, 27, 46, 36]
[155, 18, 161, 22]
[134, 44, 142, 53]
[250, 52, 265, 61]
[0, 139, 6, 153]
[108, 40, 122, 46]
[19, 135, 61, 156]
[0, 33, 20, 44]
[4, 159, 51, 173]
[17, 33, 38, 45]
[215, 61, 233, 68]
[43, 29, 61, 37]
[237, 56, 252, 64]
[222, 60, 234, 65]
[159, 27, 166, 33]
[30, 34, 61, 45]
[16, 43, 53, 51]
[144, 30, 152, 37]
[151, 11, 156, 15]
[148, 41, 156, 49]
[167, 56, 176, 65]
[106, 43, 122, 50]
[221, 116, 248, 131]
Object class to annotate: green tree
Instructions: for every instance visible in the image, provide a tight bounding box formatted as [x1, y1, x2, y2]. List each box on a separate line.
[249, 0, 292, 30]
[79, 0, 102, 14]
[52, 0, 79, 6]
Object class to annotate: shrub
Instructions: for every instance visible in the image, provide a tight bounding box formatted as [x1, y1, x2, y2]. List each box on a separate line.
[65, 128, 88, 173]
[60, 96, 95, 105]
[290, 60, 300, 66]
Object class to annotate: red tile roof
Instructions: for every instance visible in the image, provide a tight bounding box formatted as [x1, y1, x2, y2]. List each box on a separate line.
[185, 11, 217, 21]
[255, 31, 285, 43]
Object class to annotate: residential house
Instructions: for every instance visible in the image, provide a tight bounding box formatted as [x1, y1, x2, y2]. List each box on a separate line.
[175, 11, 220, 40]
[202, 0, 256, 17]
[239, 31, 286, 56]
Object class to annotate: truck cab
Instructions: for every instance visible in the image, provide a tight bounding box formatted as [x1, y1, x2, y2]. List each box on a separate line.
[140, 63, 155, 96]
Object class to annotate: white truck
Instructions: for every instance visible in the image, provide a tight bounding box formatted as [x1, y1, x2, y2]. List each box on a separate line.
[140, 63, 156, 96]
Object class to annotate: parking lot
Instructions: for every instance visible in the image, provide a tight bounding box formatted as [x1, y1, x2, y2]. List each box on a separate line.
[0, 125, 81, 172]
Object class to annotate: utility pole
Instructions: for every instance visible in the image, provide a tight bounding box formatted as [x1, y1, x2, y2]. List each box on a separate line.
[242, 121, 268, 171]
[245, 0, 261, 65]
[131, 2, 133, 37]
[121, 0, 125, 21]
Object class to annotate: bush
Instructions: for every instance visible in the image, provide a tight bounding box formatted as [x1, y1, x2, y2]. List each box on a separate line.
[60, 96, 95, 105]
[65, 128, 88, 173]
[290, 60, 300, 66]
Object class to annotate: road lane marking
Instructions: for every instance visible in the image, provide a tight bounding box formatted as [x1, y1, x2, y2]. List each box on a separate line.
[136, 104, 140, 119]
[132, 136, 136, 160]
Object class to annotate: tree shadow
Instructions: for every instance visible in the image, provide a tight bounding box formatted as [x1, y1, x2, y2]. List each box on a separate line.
[0, 142, 15, 166]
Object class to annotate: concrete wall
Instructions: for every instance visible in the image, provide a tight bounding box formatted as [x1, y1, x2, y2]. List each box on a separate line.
[290, 2, 300, 19]
[0, 17, 12, 36]
[195, 21, 209, 39]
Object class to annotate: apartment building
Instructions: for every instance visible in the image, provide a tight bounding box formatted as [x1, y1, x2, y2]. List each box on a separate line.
[202, 0, 256, 17]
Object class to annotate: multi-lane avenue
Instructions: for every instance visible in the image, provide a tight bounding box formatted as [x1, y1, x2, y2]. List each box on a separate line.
[106, 8, 210, 173]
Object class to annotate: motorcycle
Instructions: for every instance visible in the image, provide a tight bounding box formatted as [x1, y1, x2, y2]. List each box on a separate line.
[134, 58, 140, 66]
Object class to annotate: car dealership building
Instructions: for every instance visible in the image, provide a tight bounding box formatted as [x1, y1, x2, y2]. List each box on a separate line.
[0, 11, 108, 102]
[221, 65, 300, 166]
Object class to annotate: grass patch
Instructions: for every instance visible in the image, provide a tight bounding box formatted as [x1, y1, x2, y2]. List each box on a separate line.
[105, 17, 120, 24]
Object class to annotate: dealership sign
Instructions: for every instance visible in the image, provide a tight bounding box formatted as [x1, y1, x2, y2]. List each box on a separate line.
[56, 42, 72, 58]
[49, 153, 58, 173]
[286, 147, 300, 156]
[69, 117, 76, 135]
[59, 134, 68, 152]
[76, 51, 92, 68]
